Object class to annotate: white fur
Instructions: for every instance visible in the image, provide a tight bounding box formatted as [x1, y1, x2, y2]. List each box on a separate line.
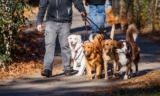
[116, 41, 130, 80]
[133, 33, 138, 41]
[68, 34, 86, 76]
[117, 53, 129, 66]
[124, 74, 128, 80]
[88, 33, 98, 42]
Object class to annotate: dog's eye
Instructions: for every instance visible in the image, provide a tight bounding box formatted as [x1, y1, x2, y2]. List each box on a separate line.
[106, 44, 108, 46]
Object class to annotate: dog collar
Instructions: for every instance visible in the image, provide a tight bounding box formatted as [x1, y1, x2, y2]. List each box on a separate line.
[74, 46, 81, 53]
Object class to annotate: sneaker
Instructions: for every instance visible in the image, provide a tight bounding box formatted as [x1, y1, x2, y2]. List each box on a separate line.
[64, 70, 72, 76]
[41, 69, 52, 77]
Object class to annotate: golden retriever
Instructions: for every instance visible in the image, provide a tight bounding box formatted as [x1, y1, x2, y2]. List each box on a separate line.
[82, 34, 104, 80]
[101, 39, 118, 79]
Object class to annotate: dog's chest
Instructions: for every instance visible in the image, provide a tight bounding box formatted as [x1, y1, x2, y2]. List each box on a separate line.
[72, 47, 84, 63]
[118, 53, 129, 66]
[87, 54, 102, 67]
[103, 53, 112, 61]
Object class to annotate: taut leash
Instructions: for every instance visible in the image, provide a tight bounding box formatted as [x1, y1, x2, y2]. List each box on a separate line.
[82, 15, 112, 39]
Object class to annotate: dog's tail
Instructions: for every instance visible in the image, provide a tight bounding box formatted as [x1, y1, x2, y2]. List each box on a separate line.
[126, 24, 139, 42]
[89, 33, 97, 42]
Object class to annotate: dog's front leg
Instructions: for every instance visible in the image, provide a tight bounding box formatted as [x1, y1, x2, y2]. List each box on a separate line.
[113, 61, 118, 78]
[73, 60, 79, 71]
[86, 63, 92, 80]
[124, 63, 131, 80]
[95, 63, 102, 79]
[104, 61, 109, 80]
[76, 57, 86, 76]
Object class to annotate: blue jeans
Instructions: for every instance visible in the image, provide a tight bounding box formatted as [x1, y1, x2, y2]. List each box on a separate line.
[89, 4, 106, 33]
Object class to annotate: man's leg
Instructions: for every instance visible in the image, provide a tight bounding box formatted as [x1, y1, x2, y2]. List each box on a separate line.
[58, 22, 71, 76]
[89, 4, 98, 33]
[97, 5, 106, 28]
[42, 21, 58, 77]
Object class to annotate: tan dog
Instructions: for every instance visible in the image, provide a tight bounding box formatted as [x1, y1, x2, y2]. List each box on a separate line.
[101, 39, 118, 79]
[83, 41, 103, 80]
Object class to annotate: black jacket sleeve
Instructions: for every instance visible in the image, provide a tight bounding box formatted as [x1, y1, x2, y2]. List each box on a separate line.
[36, 0, 49, 26]
[72, 0, 86, 14]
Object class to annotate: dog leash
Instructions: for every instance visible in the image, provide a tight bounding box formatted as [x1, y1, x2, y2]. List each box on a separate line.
[82, 16, 90, 41]
[82, 15, 112, 39]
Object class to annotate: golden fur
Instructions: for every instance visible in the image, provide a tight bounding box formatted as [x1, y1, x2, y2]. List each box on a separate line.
[105, 6, 132, 31]
[101, 39, 118, 79]
[83, 34, 104, 80]
[93, 33, 104, 54]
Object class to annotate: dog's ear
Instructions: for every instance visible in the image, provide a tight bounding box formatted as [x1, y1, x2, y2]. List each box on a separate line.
[112, 40, 117, 47]
[101, 40, 105, 47]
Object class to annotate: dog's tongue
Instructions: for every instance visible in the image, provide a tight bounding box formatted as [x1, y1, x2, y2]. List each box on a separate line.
[71, 43, 75, 47]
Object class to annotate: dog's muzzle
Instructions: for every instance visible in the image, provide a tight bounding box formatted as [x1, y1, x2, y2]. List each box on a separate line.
[71, 42, 76, 47]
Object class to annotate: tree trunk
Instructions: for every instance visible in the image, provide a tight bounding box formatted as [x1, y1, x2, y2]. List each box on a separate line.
[152, 0, 158, 32]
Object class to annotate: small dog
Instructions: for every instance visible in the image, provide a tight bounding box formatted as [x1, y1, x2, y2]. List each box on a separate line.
[68, 34, 86, 76]
[101, 39, 118, 79]
[115, 24, 140, 80]
[83, 34, 104, 80]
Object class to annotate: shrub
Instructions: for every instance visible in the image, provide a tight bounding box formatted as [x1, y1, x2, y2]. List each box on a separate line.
[0, 0, 31, 65]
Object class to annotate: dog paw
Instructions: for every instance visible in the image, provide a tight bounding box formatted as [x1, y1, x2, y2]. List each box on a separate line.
[75, 73, 82, 76]
[104, 75, 109, 80]
[95, 75, 100, 79]
[113, 73, 118, 78]
[105, 77, 109, 80]
[73, 68, 79, 71]
[88, 76, 92, 80]
[123, 75, 128, 80]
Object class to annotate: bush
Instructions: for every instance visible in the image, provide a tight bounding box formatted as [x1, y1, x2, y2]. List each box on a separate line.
[0, 0, 31, 65]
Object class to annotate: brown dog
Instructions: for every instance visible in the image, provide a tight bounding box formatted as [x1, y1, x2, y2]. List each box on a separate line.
[101, 39, 118, 79]
[115, 24, 140, 80]
[83, 34, 104, 80]
[83, 41, 103, 80]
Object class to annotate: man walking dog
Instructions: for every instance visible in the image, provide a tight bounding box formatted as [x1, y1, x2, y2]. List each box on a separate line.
[85, 0, 106, 33]
[37, 0, 86, 77]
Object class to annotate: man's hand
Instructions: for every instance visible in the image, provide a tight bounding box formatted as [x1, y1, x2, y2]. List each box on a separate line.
[80, 12, 87, 21]
[80, 12, 86, 18]
[37, 25, 42, 32]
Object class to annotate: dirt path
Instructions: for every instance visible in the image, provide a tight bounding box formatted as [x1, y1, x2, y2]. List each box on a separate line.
[0, 5, 160, 96]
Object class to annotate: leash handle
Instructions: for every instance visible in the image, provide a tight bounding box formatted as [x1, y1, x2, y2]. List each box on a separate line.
[82, 14, 86, 21]
[81, 14, 90, 41]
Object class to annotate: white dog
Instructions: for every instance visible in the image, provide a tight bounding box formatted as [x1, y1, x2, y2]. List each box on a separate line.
[68, 34, 86, 76]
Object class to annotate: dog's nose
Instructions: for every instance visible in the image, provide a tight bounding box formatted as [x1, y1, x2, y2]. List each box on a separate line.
[83, 51, 86, 54]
